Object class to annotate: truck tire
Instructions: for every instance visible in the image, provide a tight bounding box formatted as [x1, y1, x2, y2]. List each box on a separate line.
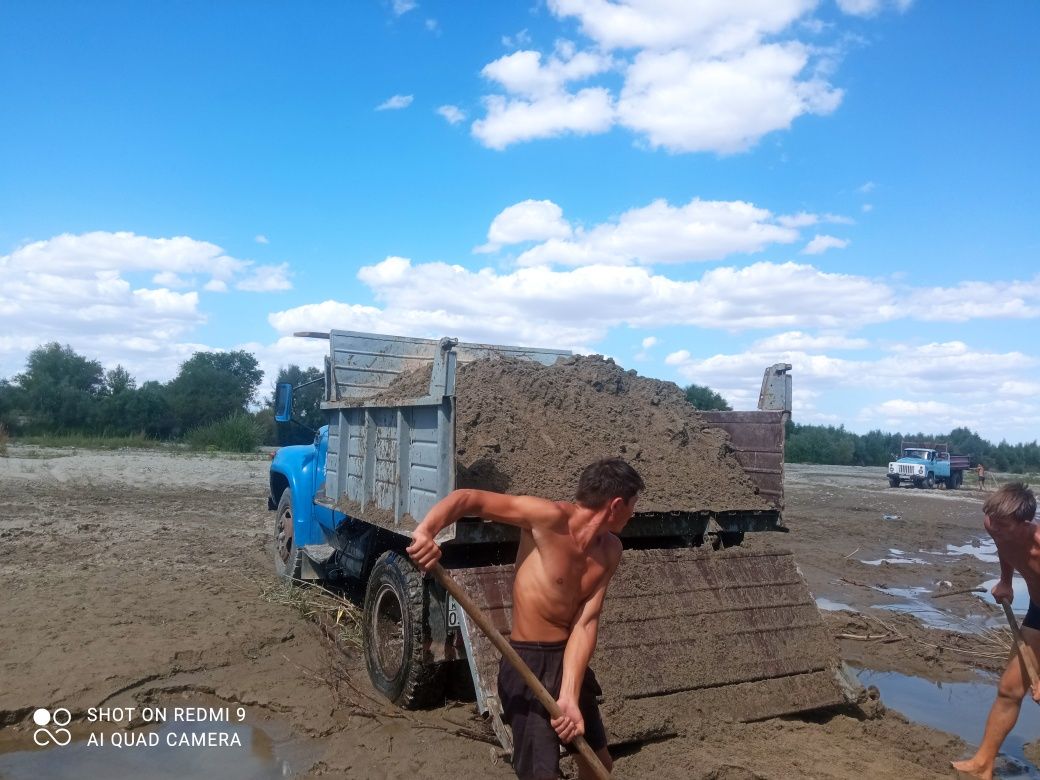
[274, 488, 303, 580]
[888, 475, 900, 488]
[923, 474, 934, 489]
[363, 551, 444, 708]
[950, 472, 961, 489]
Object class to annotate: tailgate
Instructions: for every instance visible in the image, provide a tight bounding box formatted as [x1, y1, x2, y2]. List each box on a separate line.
[451, 547, 850, 748]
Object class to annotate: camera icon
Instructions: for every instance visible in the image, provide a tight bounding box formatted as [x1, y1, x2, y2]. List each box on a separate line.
[32, 708, 72, 747]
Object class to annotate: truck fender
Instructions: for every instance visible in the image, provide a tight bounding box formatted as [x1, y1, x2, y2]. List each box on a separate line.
[269, 444, 325, 547]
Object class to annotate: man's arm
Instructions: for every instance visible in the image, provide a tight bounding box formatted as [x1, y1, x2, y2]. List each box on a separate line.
[551, 538, 622, 744]
[407, 489, 565, 571]
[992, 549, 1015, 603]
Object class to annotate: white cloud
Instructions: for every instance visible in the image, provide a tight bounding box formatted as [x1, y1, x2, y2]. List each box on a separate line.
[472, 47, 615, 149]
[617, 43, 841, 154]
[801, 234, 850, 254]
[236, 263, 293, 292]
[858, 180, 876, 193]
[904, 276, 1040, 322]
[0, 231, 292, 380]
[751, 331, 868, 351]
[641, 336, 657, 349]
[549, 0, 816, 54]
[255, 234, 269, 244]
[862, 203, 874, 213]
[267, 257, 899, 356]
[425, 18, 439, 33]
[836, 0, 913, 18]
[476, 199, 573, 253]
[514, 197, 800, 266]
[436, 104, 467, 125]
[502, 29, 533, 49]
[376, 94, 414, 111]
[473, 1, 848, 153]
[391, 0, 416, 16]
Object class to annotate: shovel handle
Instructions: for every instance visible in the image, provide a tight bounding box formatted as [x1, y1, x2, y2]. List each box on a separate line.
[430, 563, 612, 780]
[1000, 599, 1040, 697]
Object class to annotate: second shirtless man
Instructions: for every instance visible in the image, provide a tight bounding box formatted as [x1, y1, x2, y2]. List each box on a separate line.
[407, 457, 644, 780]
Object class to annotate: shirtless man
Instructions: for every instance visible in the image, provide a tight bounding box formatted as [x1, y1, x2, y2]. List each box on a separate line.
[407, 457, 644, 780]
[953, 482, 1039, 779]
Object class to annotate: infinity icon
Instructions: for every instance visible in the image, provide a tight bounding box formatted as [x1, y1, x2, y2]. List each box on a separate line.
[32, 708, 72, 747]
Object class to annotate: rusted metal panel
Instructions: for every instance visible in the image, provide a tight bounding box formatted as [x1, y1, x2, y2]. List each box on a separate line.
[701, 410, 786, 511]
[450, 547, 849, 750]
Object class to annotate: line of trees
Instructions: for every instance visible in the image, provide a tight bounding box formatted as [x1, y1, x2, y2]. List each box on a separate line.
[2, 348, 1037, 471]
[0, 343, 323, 447]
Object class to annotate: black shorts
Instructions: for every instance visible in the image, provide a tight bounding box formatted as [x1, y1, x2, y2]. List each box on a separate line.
[1023, 601, 1040, 631]
[497, 640, 608, 780]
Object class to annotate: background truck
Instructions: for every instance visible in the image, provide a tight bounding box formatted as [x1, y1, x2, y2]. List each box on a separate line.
[268, 329, 851, 749]
[887, 441, 970, 489]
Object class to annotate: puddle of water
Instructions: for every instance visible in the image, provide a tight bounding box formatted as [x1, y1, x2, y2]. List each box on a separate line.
[855, 667, 1040, 777]
[947, 538, 1000, 564]
[815, 596, 855, 612]
[862, 555, 930, 566]
[0, 720, 298, 779]
[979, 575, 1032, 614]
[873, 584, 1000, 633]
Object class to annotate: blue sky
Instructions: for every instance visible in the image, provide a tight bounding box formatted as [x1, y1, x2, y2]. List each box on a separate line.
[1, 1, 1038, 442]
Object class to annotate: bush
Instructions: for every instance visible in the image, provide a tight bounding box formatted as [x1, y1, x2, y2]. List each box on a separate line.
[186, 413, 262, 453]
[0, 423, 8, 456]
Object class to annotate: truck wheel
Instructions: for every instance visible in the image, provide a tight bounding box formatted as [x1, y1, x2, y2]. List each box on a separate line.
[951, 472, 961, 489]
[888, 476, 900, 488]
[363, 551, 444, 708]
[924, 474, 934, 489]
[274, 488, 303, 580]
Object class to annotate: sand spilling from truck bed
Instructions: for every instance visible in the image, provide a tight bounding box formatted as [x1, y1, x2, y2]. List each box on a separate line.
[377, 355, 768, 512]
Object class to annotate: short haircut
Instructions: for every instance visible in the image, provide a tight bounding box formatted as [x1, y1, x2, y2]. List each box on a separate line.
[983, 482, 1037, 523]
[575, 458, 645, 509]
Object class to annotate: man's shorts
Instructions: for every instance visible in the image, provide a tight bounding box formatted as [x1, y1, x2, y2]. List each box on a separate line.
[497, 640, 608, 780]
[1023, 601, 1040, 631]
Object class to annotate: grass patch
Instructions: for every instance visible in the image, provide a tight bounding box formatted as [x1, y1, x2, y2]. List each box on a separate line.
[186, 413, 262, 453]
[13, 432, 168, 450]
[261, 579, 363, 649]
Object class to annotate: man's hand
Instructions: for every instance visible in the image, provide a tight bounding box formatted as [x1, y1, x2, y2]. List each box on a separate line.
[1031, 678, 1040, 703]
[406, 528, 441, 572]
[551, 696, 584, 744]
[992, 580, 1014, 604]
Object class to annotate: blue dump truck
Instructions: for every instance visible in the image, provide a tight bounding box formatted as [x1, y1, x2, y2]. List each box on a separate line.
[887, 441, 970, 489]
[268, 329, 852, 749]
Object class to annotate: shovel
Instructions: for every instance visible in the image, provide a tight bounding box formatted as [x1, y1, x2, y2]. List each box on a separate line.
[999, 597, 1040, 703]
[430, 563, 612, 780]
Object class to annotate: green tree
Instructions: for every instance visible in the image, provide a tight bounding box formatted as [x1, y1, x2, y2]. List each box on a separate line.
[684, 383, 732, 411]
[14, 343, 105, 431]
[124, 381, 176, 438]
[0, 378, 23, 431]
[166, 350, 263, 433]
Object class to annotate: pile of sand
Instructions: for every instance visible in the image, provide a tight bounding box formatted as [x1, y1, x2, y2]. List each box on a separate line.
[380, 355, 767, 512]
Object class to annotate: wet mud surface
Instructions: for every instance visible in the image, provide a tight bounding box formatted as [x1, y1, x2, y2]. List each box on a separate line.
[0, 450, 1025, 778]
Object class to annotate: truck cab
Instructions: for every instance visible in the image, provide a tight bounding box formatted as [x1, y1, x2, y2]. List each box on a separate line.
[887, 444, 965, 489]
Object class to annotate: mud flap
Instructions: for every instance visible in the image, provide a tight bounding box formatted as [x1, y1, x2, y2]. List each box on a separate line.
[451, 547, 851, 749]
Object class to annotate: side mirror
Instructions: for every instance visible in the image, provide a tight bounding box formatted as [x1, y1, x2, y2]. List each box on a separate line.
[274, 383, 294, 423]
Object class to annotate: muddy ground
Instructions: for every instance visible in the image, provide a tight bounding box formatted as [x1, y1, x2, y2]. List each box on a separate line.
[0, 449, 1028, 778]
